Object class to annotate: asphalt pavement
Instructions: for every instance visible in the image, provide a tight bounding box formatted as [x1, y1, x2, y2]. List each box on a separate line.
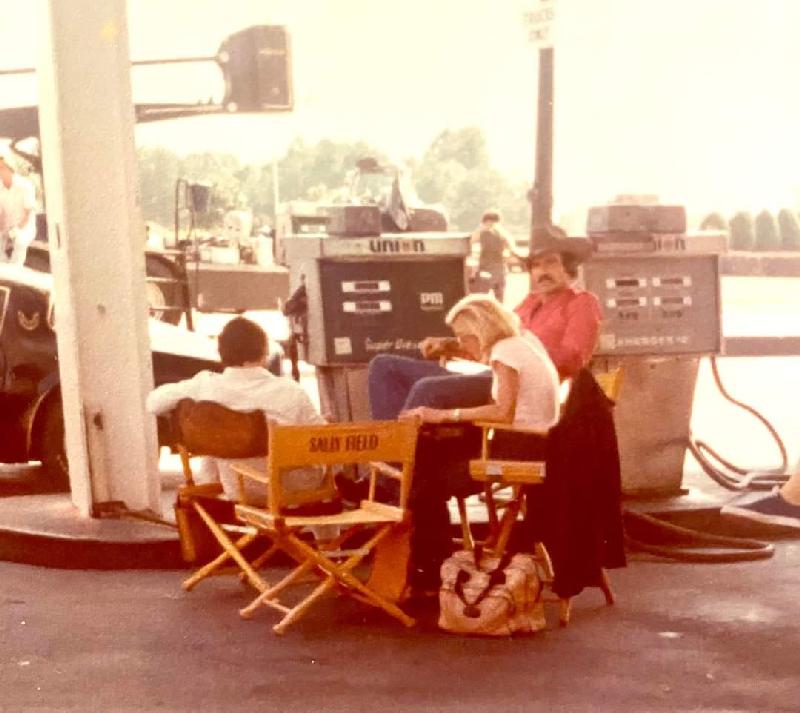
[1, 272, 799, 712]
[2, 540, 798, 713]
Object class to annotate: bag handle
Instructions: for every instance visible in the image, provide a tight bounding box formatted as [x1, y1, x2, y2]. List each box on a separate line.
[454, 549, 515, 618]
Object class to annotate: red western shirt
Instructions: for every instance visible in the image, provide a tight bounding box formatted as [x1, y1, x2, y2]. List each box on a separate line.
[514, 287, 602, 380]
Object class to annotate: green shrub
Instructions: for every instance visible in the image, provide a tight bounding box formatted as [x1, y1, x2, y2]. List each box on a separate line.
[754, 210, 780, 251]
[729, 211, 755, 251]
[777, 209, 800, 251]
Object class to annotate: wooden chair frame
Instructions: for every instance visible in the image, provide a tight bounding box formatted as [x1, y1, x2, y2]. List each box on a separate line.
[171, 399, 277, 594]
[460, 367, 624, 626]
[233, 419, 419, 635]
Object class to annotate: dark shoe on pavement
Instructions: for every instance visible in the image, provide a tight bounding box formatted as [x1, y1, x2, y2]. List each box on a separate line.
[721, 490, 800, 530]
[334, 473, 369, 504]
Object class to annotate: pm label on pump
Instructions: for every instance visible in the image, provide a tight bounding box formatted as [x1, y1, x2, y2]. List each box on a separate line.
[419, 291, 444, 311]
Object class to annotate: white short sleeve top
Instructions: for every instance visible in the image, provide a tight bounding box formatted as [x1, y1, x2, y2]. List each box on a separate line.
[489, 333, 560, 430]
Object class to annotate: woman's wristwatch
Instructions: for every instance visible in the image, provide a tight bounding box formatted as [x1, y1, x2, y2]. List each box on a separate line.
[452, 408, 461, 422]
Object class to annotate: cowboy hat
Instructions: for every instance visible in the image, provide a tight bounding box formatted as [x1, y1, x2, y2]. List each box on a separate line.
[524, 231, 594, 268]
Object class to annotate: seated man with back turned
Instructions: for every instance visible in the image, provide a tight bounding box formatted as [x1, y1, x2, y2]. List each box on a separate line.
[147, 316, 326, 505]
[368, 234, 601, 419]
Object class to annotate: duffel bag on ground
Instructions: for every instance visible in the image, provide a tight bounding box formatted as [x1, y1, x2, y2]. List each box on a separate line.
[438, 549, 546, 636]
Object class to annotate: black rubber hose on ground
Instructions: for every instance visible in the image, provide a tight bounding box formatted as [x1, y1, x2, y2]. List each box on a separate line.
[622, 509, 775, 563]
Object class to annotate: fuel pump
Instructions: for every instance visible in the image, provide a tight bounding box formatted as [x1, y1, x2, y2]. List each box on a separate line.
[582, 202, 723, 496]
[283, 204, 470, 421]
[526, 37, 725, 498]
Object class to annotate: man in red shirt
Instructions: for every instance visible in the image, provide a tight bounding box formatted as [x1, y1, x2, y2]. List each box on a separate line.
[368, 237, 601, 419]
[513, 241, 601, 380]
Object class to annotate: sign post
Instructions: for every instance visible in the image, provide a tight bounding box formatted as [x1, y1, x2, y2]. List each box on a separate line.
[522, 0, 557, 249]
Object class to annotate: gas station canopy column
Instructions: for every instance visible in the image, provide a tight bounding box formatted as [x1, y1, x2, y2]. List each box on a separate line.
[38, 0, 160, 516]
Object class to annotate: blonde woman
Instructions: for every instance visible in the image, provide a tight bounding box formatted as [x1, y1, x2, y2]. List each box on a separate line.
[400, 294, 560, 593]
[400, 294, 560, 432]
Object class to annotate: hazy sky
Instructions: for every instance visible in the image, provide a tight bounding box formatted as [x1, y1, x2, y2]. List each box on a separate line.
[2, 0, 800, 225]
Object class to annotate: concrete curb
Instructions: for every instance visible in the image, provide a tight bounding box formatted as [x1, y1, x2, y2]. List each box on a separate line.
[0, 493, 184, 570]
[0, 526, 183, 569]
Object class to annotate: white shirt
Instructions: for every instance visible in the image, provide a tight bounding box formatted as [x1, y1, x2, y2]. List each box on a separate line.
[490, 333, 560, 430]
[147, 366, 325, 502]
[146, 366, 322, 424]
[0, 173, 36, 246]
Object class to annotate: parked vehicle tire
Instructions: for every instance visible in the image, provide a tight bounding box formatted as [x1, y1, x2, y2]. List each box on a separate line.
[144, 254, 187, 326]
[36, 397, 70, 492]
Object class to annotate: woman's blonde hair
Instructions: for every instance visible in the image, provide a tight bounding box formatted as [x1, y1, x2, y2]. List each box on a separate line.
[445, 294, 520, 361]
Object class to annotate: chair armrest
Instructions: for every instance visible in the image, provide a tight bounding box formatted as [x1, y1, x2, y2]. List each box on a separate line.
[469, 459, 546, 484]
[473, 421, 549, 436]
[177, 482, 224, 502]
[370, 461, 403, 480]
[230, 461, 269, 484]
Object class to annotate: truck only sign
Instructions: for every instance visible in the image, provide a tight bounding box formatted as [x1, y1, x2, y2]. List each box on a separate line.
[523, 0, 555, 48]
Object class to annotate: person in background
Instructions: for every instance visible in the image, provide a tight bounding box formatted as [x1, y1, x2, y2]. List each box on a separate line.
[399, 294, 561, 591]
[0, 146, 36, 265]
[146, 316, 326, 504]
[469, 209, 521, 302]
[368, 236, 601, 421]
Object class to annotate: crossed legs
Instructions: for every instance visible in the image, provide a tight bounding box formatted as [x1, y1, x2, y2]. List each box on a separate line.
[367, 353, 493, 420]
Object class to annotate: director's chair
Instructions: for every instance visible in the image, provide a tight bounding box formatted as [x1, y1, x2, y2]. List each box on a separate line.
[459, 367, 624, 626]
[233, 418, 419, 635]
[171, 399, 278, 594]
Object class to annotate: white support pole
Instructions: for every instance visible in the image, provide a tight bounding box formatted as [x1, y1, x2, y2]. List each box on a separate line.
[38, 0, 161, 516]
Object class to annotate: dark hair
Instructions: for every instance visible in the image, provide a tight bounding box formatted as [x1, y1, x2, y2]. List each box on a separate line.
[218, 317, 268, 367]
[481, 209, 500, 223]
[524, 249, 580, 278]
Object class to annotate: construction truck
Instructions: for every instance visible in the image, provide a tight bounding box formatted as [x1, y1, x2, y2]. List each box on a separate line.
[273, 157, 448, 265]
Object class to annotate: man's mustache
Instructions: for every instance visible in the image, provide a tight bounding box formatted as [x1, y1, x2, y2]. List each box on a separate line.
[537, 275, 554, 284]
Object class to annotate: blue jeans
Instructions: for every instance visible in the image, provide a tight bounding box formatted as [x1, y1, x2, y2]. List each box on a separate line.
[367, 353, 493, 420]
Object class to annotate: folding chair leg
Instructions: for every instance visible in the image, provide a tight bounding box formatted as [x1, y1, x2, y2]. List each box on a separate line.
[297, 528, 416, 626]
[287, 530, 416, 630]
[484, 484, 500, 533]
[456, 497, 474, 551]
[534, 541, 555, 581]
[493, 486, 523, 555]
[273, 577, 337, 635]
[559, 598, 572, 627]
[237, 543, 281, 585]
[599, 568, 615, 605]
[336, 569, 416, 628]
[192, 506, 269, 593]
[182, 531, 258, 591]
[240, 558, 317, 620]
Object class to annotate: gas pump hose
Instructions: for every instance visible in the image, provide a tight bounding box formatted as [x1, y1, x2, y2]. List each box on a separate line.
[622, 510, 775, 563]
[622, 355, 791, 562]
[686, 355, 790, 492]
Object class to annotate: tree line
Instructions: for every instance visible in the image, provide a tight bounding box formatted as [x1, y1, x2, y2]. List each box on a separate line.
[700, 209, 800, 251]
[137, 127, 530, 236]
[138, 132, 800, 252]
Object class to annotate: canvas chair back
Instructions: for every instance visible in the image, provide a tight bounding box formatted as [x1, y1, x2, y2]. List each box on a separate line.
[171, 399, 267, 485]
[265, 419, 418, 516]
[233, 419, 421, 633]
